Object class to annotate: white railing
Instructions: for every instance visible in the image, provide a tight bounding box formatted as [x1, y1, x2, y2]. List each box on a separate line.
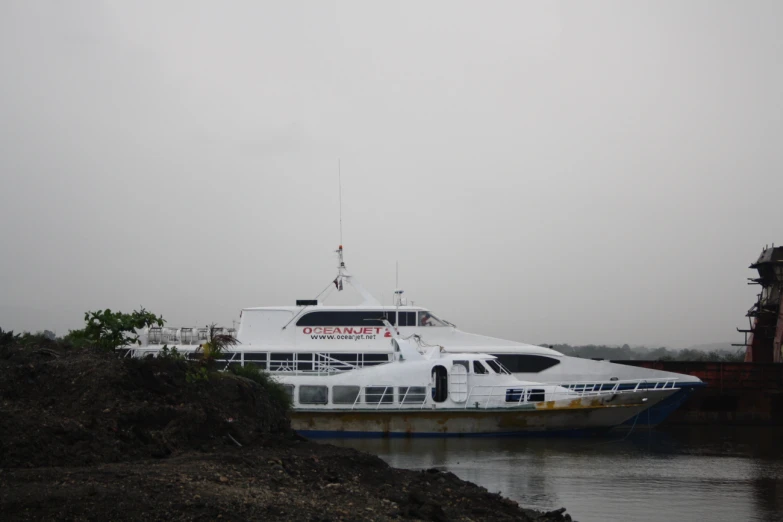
[298, 378, 679, 412]
[463, 378, 680, 410]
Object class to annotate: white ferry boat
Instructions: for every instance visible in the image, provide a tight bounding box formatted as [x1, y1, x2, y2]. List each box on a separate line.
[273, 330, 677, 436]
[123, 246, 704, 428]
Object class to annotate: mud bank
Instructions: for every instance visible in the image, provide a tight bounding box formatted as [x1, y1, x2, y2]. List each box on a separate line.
[0, 339, 575, 521]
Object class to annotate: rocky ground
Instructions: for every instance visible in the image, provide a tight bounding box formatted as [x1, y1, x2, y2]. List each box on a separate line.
[0, 338, 575, 521]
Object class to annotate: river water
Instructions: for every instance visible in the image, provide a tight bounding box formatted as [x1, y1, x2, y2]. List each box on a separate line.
[321, 427, 783, 522]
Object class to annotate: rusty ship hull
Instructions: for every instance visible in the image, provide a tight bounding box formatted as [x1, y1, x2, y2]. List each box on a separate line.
[291, 390, 675, 437]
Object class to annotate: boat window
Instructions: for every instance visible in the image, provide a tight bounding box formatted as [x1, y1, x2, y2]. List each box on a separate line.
[473, 361, 488, 374]
[363, 353, 391, 365]
[332, 385, 360, 404]
[485, 359, 510, 375]
[269, 353, 296, 372]
[399, 386, 427, 404]
[243, 353, 268, 370]
[453, 360, 469, 372]
[296, 353, 313, 371]
[296, 311, 418, 327]
[299, 385, 328, 405]
[490, 354, 561, 373]
[330, 353, 360, 364]
[396, 311, 417, 327]
[528, 389, 546, 402]
[365, 386, 394, 404]
[418, 311, 447, 327]
[282, 384, 295, 402]
[297, 311, 387, 327]
[505, 388, 526, 403]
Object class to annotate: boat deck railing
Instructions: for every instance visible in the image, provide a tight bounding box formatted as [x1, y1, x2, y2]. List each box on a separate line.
[321, 378, 679, 411]
[463, 378, 679, 410]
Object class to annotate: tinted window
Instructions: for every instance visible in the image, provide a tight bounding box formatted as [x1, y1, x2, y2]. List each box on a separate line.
[297, 311, 389, 326]
[473, 361, 488, 374]
[297, 354, 313, 371]
[528, 389, 546, 402]
[330, 353, 360, 363]
[299, 385, 328, 404]
[282, 384, 294, 401]
[332, 385, 360, 404]
[364, 354, 390, 364]
[244, 353, 267, 369]
[485, 360, 501, 373]
[490, 355, 561, 373]
[365, 386, 394, 404]
[505, 388, 525, 403]
[394, 312, 416, 327]
[270, 353, 295, 371]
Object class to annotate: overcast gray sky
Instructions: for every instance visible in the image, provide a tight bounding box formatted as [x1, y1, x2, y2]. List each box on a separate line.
[1, 1, 781, 348]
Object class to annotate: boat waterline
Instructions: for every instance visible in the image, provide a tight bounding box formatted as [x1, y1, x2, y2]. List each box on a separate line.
[292, 389, 675, 437]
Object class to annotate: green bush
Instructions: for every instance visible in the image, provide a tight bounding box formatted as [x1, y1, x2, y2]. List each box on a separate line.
[158, 344, 185, 361]
[0, 328, 21, 347]
[228, 364, 292, 411]
[65, 308, 165, 351]
[185, 366, 210, 384]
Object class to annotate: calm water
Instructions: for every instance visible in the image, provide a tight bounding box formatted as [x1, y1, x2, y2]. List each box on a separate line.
[321, 427, 783, 522]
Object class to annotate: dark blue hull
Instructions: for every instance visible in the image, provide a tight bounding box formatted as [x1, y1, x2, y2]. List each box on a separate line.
[620, 383, 705, 427]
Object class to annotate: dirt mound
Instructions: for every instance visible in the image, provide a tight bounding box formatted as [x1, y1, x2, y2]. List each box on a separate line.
[0, 442, 574, 521]
[0, 342, 291, 468]
[0, 339, 576, 521]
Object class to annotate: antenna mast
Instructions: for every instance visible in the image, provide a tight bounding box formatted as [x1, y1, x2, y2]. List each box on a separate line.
[338, 159, 343, 247]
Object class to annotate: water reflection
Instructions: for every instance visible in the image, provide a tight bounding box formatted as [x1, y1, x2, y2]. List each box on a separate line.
[320, 427, 783, 522]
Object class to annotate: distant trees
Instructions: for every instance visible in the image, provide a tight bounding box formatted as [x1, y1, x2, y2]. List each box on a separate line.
[549, 343, 745, 362]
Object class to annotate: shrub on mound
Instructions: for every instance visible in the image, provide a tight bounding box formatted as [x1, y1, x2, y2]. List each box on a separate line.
[0, 339, 294, 468]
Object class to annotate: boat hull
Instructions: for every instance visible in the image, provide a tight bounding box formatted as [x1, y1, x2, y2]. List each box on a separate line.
[619, 382, 705, 428]
[292, 390, 675, 437]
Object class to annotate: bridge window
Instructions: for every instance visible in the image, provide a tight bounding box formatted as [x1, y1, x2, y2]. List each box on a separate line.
[299, 385, 328, 404]
[473, 361, 488, 374]
[419, 311, 447, 327]
[490, 354, 561, 373]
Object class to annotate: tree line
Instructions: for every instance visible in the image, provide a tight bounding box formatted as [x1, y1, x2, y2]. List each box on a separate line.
[548, 343, 746, 362]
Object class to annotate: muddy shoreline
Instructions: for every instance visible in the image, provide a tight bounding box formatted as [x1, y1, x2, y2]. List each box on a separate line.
[0, 338, 575, 521]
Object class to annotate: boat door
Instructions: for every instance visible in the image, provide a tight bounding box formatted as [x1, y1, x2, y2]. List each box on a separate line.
[432, 365, 448, 402]
[449, 361, 468, 403]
